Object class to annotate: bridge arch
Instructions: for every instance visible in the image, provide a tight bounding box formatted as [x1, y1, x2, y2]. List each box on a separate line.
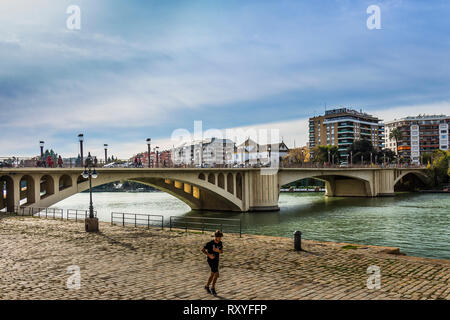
[40, 175, 55, 199]
[393, 170, 428, 187]
[19, 175, 36, 205]
[59, 174, 73, 191]
[0, 175, 15, 212]
[72, 172, 244, 212]
[278, 170, 373, 197]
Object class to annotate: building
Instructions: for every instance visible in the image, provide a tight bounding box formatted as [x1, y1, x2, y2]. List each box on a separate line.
[384, 114, 449, 164]
[309, 108, 385, 161]
[133, 150, 172, 167]
[173, 137, 235, 166]
[234, 138, 289, 165]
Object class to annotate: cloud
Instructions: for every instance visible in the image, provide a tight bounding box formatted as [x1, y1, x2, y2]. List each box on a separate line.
[1, 1, 449, 158]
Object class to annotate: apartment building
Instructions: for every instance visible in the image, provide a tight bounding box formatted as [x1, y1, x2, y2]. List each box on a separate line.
[385, 114, 449, 164]
[172, 137, 235, 166]
[309, 108, 385, 160]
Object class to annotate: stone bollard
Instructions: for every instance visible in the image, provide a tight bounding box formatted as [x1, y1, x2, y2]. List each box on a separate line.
[85, 217, 99, 232]
[294, 230, 302, 251]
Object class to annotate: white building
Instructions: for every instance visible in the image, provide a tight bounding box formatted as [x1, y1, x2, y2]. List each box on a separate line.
[172, 137, 235, 166]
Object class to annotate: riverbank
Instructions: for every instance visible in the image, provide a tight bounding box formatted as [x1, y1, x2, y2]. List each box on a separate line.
[0, 216, 448, 300]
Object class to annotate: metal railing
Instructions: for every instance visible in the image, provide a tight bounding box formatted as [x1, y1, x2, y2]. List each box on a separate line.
[111, 212, 164, 229]
[169, 216, 242, 237]
[67, 209, 97, 221]
[16, 206, 64, 219]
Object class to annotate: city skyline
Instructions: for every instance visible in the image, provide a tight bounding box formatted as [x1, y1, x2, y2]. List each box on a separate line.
[1, 0, 449, 158]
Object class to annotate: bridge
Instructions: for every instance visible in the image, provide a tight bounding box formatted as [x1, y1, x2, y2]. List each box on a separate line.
[0, 167, 427, 213]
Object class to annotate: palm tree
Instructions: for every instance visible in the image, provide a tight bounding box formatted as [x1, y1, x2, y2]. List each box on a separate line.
[389, 127, 402, 156]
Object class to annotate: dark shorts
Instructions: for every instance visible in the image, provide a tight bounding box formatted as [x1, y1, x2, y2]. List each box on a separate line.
[207, 258, 219, 273]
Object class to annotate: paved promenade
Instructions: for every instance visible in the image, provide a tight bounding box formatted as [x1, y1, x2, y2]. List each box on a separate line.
[0, 215, 448, 300]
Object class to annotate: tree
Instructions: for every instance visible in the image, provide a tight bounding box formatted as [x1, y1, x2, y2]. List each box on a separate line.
[389, 127, 402, 155]
[427, 149, 450, 187]
[282, 148, 309, 165]
[347, 140, 376, 164]
[312, 145, 339, 164]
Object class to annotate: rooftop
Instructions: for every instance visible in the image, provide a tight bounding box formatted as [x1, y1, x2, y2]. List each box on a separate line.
[311, 107, 380, 121]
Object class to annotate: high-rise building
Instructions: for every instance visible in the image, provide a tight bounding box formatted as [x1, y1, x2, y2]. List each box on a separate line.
[384, 114, 449, 164]
[309, 108, 384, 161]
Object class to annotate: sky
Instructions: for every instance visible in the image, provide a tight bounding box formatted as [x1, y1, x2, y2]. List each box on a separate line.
[0, 0, 449, 159]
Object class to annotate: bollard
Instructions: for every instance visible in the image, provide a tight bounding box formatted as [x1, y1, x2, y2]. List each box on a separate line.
[294, 230, 302, 251]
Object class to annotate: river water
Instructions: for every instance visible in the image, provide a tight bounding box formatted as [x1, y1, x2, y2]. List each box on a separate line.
[51, 192, 450, 260]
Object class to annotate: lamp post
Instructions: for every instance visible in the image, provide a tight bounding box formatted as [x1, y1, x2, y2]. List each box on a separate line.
[39, 141, 44, 166]
[146, 138, 151, 168]
[39, 141, 44, 158]
[104, 144, 108, 164]
[350, 151, 353, 167]
[78, 134, 84, 167]
[155, 146, 159, 168]
[82, 152, 99, 232]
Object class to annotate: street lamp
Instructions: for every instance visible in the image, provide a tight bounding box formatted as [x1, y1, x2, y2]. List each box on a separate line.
[82, 152, 99, 232]
[146, 138, 151, 168]
[39, 141, 44, 158]
[39, 141, 45, 166]
[104, 144, 108, 164]
[78, 134, 84, 167]
[155, 146, 159, 168]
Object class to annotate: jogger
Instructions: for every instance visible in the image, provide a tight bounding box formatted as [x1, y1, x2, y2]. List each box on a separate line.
[202, 230, 223, 296]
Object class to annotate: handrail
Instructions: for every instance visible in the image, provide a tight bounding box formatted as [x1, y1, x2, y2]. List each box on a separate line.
[169, 216, 242, 237]
[15, 206, 64, 219]
[111, 212, 164, 230]
[67, 209, 97, 221]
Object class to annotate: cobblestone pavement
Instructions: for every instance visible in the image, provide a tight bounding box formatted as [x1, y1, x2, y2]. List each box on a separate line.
[0, 215, 448, 300]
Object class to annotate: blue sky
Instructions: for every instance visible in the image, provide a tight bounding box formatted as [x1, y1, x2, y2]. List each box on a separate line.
[1, 0, 449, 158]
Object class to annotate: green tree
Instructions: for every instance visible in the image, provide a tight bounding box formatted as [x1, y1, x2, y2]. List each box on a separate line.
[347, 140, 376, 164]
[426, 149, 450, 187]
[389, 127, 402, 155]
[312, 145, 339, 164]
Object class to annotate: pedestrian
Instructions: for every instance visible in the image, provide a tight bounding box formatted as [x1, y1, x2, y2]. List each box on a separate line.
[46, 155, 52, 168]
[201, 230, 224, 296]
[57, 155, 63, 168]
[134, 156, 138, 168]
[94, 156, 98, 167]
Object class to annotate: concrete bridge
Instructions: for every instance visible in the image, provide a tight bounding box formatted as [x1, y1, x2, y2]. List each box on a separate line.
[0, 167, 427, 213]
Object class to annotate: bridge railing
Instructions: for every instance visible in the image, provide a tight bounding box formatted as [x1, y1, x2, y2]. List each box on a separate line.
[16, 206, 64, 219]
[111, 212, 164, 229]
[169, 216, 242, 237]
[67, 209, 97, 221]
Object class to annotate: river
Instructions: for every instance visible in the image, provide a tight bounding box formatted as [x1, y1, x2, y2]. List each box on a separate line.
[51, 192, 450, 260]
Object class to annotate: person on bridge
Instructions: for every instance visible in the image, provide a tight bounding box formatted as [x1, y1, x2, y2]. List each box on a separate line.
[202, 230, 224, 296]
[46, 155, 53, 168]
[57, 155, 63, 168]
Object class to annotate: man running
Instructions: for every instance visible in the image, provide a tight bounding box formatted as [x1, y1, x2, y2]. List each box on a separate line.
[202, 230, 223, 296]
